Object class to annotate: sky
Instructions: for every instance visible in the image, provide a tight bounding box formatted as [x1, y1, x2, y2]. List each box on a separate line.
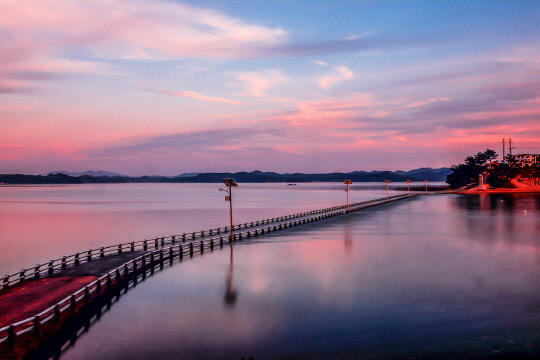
[1, 0, 539, 176]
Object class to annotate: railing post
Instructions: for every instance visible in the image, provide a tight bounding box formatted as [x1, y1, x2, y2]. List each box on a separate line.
[118, 244, 122, 255]
[70, 295, 77, 310]
[161, 238, 165, 247]
[189, 242, 194, 256]
[34, 265, 40, 279]
[54, 304, 61, 322]
[131, 242, 135, 251]
[210, 239, 214, 250]
[33, 315, 40, 335]
[87, 250, 92, 262]
[172, 235, 176, 244]
[19, 269, 26, 282]
[75, 253, 80, 266]
[84, 286, 90, 301]
[179, 245, 184, 260]
[200, 240, 204, 253]
[100, 247, 105, 258]
[143, 240, 148, 251]
[169, 247, 174, 261]
[7, 325, 16, 346]
[159, 249, 164, 263]
[48, 261, 54, 275]
[123, 264, 129, 277]
[107, 274, 112, 287]
[154, 239, 158, 249]
[220, 237, 224, 247]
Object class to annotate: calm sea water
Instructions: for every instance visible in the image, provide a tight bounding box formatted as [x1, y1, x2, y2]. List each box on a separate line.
[1, 183, 539, 359]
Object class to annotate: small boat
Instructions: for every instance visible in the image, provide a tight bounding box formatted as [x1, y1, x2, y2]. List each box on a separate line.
[287, 183, 297, 186]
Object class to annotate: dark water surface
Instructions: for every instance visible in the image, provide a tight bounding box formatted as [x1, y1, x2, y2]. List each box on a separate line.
[1, 185, 539, 359]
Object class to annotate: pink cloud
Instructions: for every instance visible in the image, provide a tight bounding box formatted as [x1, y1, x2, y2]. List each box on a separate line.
[0, 0, 287, 94]
[236, 70, 287, 97]
[403, 96, 450, 109]
[318, 66, 354, 89]
[147, 89, 243, 105]
[0, 0, 287, 61]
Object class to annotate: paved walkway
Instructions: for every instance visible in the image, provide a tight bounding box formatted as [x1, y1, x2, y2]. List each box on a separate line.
[0, 251, 147, 327]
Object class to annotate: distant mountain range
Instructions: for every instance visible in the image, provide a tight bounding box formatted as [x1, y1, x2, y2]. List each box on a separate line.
[48, 170, 126, 177]
[1, 168, 452, 184]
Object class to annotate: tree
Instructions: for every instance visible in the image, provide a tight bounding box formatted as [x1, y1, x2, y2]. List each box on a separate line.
[483, 149, 498, 165]
[446, 149, 499, 188]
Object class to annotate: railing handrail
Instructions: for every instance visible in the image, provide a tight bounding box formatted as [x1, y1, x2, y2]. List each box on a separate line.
[0, 191, 467, 344]
[0, 194, 414, 287]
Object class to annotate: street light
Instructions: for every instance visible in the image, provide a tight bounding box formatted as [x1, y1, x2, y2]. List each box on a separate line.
[220, 178, 238, 242]
[424, 180, 428, 193]
[384, 180, 391, 200]
[344, 180, 352, 212]
[406, 180, 411, 195]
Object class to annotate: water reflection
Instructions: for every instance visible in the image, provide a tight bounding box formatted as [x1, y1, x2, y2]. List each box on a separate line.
[450, 194, 540, 249]
[452, 193, 540, 212]
[344, 217, 353, 251]
[4, 190, 540, 359]
[224, 244, 238, 307]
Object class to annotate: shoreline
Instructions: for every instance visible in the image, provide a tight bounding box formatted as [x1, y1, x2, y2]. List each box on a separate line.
[462, 188, 540, 194]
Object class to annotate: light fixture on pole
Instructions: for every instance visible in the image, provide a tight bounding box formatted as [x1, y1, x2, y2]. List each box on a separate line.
[220, 178, 238, 242]
[344, 180, 352, 212]
[384, 180, 391, 200]
[406, 180, 411, 195]
[424, 180, 428, 193]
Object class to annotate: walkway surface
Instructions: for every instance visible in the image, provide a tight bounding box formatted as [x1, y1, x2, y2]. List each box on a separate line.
[0, 251, 146, 328]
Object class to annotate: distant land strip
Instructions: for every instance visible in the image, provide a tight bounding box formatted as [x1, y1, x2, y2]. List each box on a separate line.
[0, 168, 451, 184]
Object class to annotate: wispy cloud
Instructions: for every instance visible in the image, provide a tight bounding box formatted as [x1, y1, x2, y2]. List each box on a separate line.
[0, 0, 288, 93]
[311, 60, 329, 66]
[262, 33, 454, 58]
[318, 66, 354, 89]
[146, 89, 243, 105]
[79, 127, 287, 159]
[236, 70, 288, 97]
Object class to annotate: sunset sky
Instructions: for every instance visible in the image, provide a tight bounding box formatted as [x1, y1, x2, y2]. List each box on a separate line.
[1, 0, 539, 176]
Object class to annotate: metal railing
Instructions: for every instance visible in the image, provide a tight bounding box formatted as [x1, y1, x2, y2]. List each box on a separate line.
[0, 194, 418, 291]
[0, 190, 466, 345]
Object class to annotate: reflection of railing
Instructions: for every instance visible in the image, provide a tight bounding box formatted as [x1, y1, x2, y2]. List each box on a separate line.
[1, 191, 458, 346]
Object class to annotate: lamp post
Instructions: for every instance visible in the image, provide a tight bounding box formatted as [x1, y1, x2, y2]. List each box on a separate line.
[424, 180, 428, 193]
[406, 180, 411, 195]
[220, 178, 238, 242]
[385, 180, 391, 200]
[344, 180, 352, 212]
